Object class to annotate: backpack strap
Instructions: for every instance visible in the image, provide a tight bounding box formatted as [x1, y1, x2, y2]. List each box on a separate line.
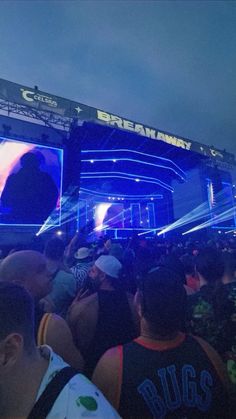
[27, 366, 77, 419]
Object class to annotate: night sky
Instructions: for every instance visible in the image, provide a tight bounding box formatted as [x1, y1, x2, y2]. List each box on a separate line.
[0, 0, 235, 155]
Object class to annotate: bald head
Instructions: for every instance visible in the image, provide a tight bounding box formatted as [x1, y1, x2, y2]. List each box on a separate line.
[0, 250, 52, 299]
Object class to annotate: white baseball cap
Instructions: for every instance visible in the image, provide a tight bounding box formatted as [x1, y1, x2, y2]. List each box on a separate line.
[74, 247, 91, 260]
[95, 255, 122, 279]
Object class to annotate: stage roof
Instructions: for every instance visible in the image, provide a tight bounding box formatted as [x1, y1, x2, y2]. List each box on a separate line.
[0, 77, 235, 166]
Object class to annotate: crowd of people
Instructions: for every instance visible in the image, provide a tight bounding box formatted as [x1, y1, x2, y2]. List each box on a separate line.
[0, 231, 236, 418]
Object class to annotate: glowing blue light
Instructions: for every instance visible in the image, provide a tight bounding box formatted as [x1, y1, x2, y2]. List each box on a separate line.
[158, 189, 231, 236]
[81, 172, 173, 191]
[81, 149, 186, 177]
[80, 188, 163, 200]
[182, 205, 236, 235]
[82, 157, 185, 180]
[81, 156, 185, 180]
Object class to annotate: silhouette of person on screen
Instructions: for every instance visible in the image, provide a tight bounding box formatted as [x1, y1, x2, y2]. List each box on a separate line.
[1, 152, 58, 224]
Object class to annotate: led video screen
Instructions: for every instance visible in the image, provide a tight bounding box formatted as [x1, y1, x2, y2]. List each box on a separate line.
[0, 137, 63, 225]
[94, 202, 124, 230]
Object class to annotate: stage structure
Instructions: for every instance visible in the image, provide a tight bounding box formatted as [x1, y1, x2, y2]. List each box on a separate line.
[0, 78, 235, 243]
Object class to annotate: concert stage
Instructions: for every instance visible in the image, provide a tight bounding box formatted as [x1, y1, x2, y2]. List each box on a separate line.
[0, 78, 235, 243]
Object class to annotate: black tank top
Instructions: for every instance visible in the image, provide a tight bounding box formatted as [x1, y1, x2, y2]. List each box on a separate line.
[84, 289, 137, 377]
[119, 335, 229, 419]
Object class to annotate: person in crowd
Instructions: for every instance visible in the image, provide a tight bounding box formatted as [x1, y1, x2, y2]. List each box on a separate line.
[214, 252, 236, 387]
[122, 245, 137, 294]
[109, 243, 124, 262]
[0, 282, 120, 418]
[71, 246, 93, 290]
[187, 247, 225, 352]
[93, 237, 110, 258]
[64, 231, 87, 267]
[162, 254, 195, 296]
[41, 237, 78, 318]
[221, 251, 236, 285]
[68, 255, 139, 376]
[134, 245, 156, 281]
[185, 246, 236, 393]
[0, 250, 83, 370]
[92, 266, 230, 418]
[180, 254, 200, 293]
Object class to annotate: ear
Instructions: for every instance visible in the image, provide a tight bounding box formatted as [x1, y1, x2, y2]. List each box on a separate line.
[134, 290, 143, 318]
[0, 334, 23, 369]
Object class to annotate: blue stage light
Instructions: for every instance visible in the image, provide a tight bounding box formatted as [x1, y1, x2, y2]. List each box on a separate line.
[182, 205, 236, 235]
[82, 157, 185, 179]
[80, 188, 163, 200]
[81, 149, 186, 178]
[81, 172, 173, 191]
[35, 193, 90, 236]
[157, 189, 230, 236]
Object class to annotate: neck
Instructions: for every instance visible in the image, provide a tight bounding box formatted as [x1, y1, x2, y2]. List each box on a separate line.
[140, 330, 180, 342]
[100, 280, 115, 291]
[140, 319, 179, 341]
[0, 348, 48, 418]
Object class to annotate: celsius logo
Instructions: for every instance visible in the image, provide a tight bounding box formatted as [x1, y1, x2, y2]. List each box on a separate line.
[20, 88, 57, 107]
[210, 148, 223, 159]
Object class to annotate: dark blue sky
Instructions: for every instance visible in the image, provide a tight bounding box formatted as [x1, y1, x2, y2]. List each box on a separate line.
[0, 1, 235, 155]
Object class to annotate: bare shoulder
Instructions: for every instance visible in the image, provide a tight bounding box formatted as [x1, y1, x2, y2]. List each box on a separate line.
[93, 346, 121, 382]
[68, 292, 98, 321]
[46, 313, 84, 370]
[80, 292, 99, 308]
[48, 313, 73, 336]
[98, 346, 120, 365]
[93, 346, 122, 383]
[92, 346, 121, 410]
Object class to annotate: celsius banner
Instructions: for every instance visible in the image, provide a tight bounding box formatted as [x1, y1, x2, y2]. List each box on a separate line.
[0, 78, 95, 120]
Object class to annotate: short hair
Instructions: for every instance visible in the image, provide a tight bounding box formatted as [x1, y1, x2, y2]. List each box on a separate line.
[44, 237, 65, 260]
[139, 266, 186, 336]
[0, 282, 35, 351]
[161, 255, 186, 284]
[195, 248, 224, 284]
